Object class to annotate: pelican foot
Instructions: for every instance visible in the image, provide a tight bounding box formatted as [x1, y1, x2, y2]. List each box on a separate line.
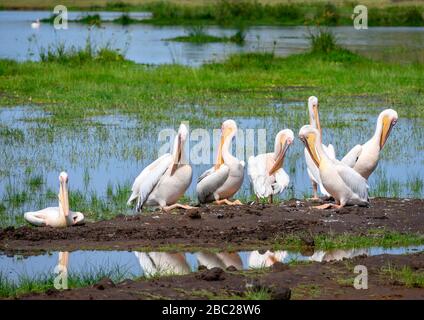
[162, 203, 196, 212]
[312, 203, 333, 210]
[215, 199, 242, 206]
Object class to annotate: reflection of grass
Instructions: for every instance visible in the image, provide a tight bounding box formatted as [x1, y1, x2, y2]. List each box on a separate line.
[382, 263, 424, 288]
[0, 263, 133, 298]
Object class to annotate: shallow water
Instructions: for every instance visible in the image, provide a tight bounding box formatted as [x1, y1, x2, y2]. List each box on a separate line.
[1, 11, 424, 65]
[0, 104, 423, 225]
[0, 245, 422, 284]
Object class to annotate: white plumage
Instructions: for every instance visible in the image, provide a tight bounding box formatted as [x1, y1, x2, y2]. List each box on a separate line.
[247, 129, 293, 201]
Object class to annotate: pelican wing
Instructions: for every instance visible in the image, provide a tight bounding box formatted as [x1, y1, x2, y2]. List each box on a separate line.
[341, 144, 362, 168]
[127, 153, 173, 207]
[273, 168, 290, 194]
[335, 163, 368, 200]
[196, 164, 230, 203]
[324, 143, 336, 160]
[247, 154, 269, 197]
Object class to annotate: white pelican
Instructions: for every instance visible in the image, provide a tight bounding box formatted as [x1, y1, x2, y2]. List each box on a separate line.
[304, 96, 336, 199]
[248, 250, 287, 268]
[299, 125, 369, 209]
[134, 252, 190, 277]
[248, 129, 294, 203]
[196, 120, 245, 205]
[24, 172, 84, 227]
[309, 248, 369, 263]
[127, 123, 193, 212]
[341, 109, 398, 179]
[31, 19, 40, 29]
[196, 252, 243, 270]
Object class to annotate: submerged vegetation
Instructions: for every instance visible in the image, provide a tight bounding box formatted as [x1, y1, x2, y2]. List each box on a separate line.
[167, 24, 246, 44]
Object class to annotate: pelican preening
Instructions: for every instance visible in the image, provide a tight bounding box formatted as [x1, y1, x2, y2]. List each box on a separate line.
[299, 125, 369, 209]
[24, 172, 85, 227]
[196, 119, 245, 205]
[127, 123, 194, 212]
[342, 109, 398, 179]
[22, 104, 398, 227]
[248, 129, 294, 203]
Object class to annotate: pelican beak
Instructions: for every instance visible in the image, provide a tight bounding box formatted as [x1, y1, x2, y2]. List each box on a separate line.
[380, 115, 396, 150]
[301, 133, 320, 167]
[59, 176, 69, 217]
[171, 134, 182, 175]
[313, 103, 322, 136]
[215, 127, 231, 169]
[269, 136, 292, 175]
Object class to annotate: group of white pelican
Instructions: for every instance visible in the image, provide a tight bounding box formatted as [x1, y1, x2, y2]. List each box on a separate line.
[24, 96, 398, 228]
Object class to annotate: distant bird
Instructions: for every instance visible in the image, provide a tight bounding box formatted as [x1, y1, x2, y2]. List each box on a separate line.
[342, 109, 398, 179]
[24, 172, 84, 227]
[196, 120, 245, 205]
[248, 129, 293, 203]
[299, 125, 369, 209]
[304, 96, 336, 199]
[127, 123, 193, 212]
[31, 19, 40, 29]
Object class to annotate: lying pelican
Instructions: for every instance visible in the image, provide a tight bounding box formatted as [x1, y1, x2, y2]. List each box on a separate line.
[24, 172, 84, 227]
[196, 120, 245, 205]
[341, 109, 398, 179]
[299, 125, 369, 209]
[304, 96, 336, 199]
[248, 129, 294, 203]
[128, 123, 193, 212]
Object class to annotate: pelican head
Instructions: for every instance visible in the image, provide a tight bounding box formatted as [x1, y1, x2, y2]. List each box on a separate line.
[58, 171, 70, 218]
[299, 125, 321, 167]
[308, 96, 321, 134]
[171, 123, 189, 174]
[269, 129, 294, 175]
[378, 109, 398, 150]
[215, 119, 237, 169]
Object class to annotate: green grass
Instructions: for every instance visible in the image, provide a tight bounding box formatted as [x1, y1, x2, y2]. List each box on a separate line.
[0, 263, 133, 298]
[1, 43, 423, 123]
[382, 263, 424, 288]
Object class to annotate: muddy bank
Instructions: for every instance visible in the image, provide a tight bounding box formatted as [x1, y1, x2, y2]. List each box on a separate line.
[14, 253, 424, 300]
[0, 198, 423, 253]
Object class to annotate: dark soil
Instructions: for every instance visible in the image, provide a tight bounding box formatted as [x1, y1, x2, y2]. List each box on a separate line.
[15, 253, 424, 300]
[0, 198, 423, 254]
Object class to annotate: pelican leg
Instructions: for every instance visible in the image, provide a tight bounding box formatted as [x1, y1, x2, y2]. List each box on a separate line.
[215, 199, 242, 206]
[162, 203, 196, 212]
[268, 195, 273, 204]
[307, 181, 320, 201]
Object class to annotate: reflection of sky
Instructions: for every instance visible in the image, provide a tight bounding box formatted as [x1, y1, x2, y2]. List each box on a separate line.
[0, 104, 423, 222]
[1, 11, 424, 65]
[1, 245, 422, 284]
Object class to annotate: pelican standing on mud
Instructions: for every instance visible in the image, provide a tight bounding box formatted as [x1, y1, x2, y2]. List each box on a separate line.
[128, 123, 193, 212]
[299, 125, 369, 209]
[248, 129, 294, 203]
[304, 96, 336, 199]
[196, 120, 245, 205]
[24, 172, 85, 227]
[341, 109, 398, 179]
